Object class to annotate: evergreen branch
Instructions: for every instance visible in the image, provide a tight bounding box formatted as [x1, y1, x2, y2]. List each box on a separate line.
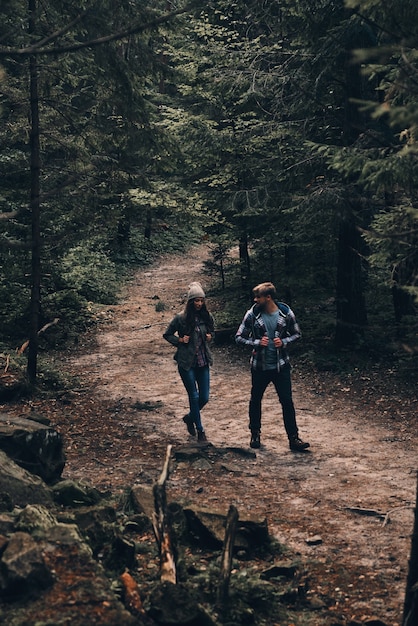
[26, 9, 90, 52]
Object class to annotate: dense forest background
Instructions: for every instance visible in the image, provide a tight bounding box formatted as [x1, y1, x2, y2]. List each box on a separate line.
[0, 0, 417, 386]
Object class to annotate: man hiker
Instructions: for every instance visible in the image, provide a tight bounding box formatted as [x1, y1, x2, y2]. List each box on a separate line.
[235, 281, 310, 452]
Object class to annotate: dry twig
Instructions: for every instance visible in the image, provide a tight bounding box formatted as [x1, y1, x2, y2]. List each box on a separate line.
[217, 504, 239, 608]
[152, 444, 176, 584]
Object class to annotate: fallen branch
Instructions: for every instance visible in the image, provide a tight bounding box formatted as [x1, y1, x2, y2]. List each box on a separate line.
[138, 321, 169, 331]
[17, 317, 60, 354]
[343, 506, 386, 520]
[383, 505, 414, 528]
[157, 443, 172, 487]
[152, 444, 177, 584]
[343, 504, 414, 527]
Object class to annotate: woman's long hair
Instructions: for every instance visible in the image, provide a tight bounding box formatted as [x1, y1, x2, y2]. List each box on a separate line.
[184, 299, 212, 335]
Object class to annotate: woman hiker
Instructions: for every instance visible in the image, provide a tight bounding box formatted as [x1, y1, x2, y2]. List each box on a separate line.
[163, 282, 215, 443]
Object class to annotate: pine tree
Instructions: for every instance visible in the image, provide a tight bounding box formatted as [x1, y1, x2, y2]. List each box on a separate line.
[0, 0, 196, 379]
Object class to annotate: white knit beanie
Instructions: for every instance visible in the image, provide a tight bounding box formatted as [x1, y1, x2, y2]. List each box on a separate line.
[187, 281, 205, 301]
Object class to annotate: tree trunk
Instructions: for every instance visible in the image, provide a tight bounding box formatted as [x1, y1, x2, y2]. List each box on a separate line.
[116, 216, 131, 248]
[144, 208, 152, 239]
[27, 0, 41, 384]
[402, 472, 418, 626]
[239, 234, 250, 288]
[334, 34, 372, 350]
[392, 259, 417, 324]
[335, 211, 368, 348]
[220, 256, 225, 290]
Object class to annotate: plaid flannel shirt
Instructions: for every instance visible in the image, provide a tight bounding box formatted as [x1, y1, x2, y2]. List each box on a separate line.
[235, 301, 301, 371]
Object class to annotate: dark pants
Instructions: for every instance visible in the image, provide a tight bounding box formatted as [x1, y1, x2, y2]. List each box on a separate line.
[249, 366, 298, 440]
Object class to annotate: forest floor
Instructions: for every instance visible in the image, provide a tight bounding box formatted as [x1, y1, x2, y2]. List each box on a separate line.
[14, 244, 418, 625]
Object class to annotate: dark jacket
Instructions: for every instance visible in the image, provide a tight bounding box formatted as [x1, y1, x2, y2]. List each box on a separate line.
[163, 311, 215, 370]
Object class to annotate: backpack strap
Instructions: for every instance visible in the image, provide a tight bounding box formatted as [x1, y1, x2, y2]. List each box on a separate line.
[277, 302, 290, 316]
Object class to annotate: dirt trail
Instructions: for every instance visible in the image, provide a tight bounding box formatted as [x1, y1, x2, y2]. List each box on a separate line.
[64, 244, 417, 626]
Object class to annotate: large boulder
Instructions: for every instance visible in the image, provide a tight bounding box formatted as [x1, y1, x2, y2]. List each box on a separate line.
[148, 581, 217, 626]
[0, 504, 139, 625]
[0, 449, 52, 509]
[0, 413, 65, 484]
[0, 531, 54, 598]
[183, 504, 269, 551]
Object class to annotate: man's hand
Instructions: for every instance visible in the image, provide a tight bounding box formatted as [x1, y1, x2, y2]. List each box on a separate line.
[260, 335, 283, 348]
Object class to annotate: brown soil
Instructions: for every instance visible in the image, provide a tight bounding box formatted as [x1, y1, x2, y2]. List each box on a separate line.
[15, 244, 418, 625]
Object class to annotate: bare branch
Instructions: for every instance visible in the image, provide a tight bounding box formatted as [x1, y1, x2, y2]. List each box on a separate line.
[0, 235, 31, 249]
[0, 211, 18, 220]
[152, 444, 177, 584]
[0, 3, 196, 58]
[28, 9, 90, 51]
[17, 317, 60, 354]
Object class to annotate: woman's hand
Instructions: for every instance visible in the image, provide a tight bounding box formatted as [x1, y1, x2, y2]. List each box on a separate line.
[180, 335, 190, 344]
[206, 333, 212, 342]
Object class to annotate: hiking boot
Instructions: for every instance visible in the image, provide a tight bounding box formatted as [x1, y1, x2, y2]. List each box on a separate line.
[289, 436, 310, 452]
[197, 430, 208, 443]
[250, 431, 261, 449]
[183, 414, 196, 437]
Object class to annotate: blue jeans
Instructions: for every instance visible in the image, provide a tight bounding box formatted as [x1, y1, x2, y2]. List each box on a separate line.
[178, 365, 210, 431]
[249, 365, 298, 440]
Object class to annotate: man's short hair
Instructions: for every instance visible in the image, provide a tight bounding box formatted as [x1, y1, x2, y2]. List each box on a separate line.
[253, 282, 277, 299]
